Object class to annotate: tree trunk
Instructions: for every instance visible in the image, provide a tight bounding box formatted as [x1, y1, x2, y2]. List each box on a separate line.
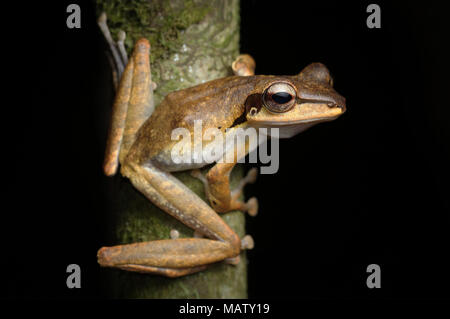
[95, 0, 246, 298]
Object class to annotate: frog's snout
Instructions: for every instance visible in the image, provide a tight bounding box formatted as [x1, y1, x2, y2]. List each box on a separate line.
[327, 94, 346, 113]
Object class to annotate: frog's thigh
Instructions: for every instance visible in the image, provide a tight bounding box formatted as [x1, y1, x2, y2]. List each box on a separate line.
[97, 160, 241, 275]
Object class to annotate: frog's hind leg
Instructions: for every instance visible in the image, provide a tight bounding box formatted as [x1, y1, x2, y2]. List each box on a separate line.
[102, 232, 254, 277]
[98, 239, 230, 277]
[103, 38, 155, 176]
[97, 159, 245, 277]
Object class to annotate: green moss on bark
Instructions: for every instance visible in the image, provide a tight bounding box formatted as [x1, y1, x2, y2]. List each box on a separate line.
[96, 0, 210, 61]
[96, 0, 246, 298]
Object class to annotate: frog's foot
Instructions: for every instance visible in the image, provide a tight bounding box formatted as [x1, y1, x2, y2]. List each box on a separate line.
[170, 229, 180, 239]
[241, 234, 255, 250]
[98, 12, 157, 93]
[224, 235, 254, 265]
[97, 12, 127, 87]
[98, 238, 233, 278]
[234, 197, 258, 217]
[230, 168, 259, 216]
[190, 168, 258, 216]
[232, 54, 256, 76]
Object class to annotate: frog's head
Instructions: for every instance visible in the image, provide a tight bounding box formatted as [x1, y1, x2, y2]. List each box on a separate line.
[245, 63, 346, 138]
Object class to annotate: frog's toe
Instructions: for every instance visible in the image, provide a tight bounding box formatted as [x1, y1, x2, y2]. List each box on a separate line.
[241, 234, 254, 250]
[245, 167, 258, 184]
[232, 54, 256, 76]
[170, 229, 180, 239]
[245, 197, 258, 217]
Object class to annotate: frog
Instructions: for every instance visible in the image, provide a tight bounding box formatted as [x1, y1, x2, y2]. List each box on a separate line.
[97, 38, 346, 278]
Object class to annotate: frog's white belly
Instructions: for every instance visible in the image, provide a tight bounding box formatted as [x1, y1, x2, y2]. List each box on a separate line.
[150, 127, 262, 172]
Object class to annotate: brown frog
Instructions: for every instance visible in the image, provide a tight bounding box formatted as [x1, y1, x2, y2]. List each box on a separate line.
[97, 38, 346, 277]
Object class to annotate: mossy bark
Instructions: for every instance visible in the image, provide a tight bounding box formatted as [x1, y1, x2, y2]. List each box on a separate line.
[96, 0, 246, 298]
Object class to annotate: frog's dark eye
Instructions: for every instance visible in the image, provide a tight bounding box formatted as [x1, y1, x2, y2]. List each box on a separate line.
[262, 82, 296, 113]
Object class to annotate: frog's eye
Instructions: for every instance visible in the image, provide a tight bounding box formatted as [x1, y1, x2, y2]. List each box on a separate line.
[262, 82, 296, 113]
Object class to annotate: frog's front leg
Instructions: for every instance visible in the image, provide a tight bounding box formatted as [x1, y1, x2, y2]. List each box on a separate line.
[192, 163, 258, 216]
[191, 53, 259, 216]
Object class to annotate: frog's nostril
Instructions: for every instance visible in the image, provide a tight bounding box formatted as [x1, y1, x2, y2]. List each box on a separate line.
[336, 103, 346, 112]
[326, 101, 346, 112]
[249, 107, 258, 116]
[326, 96, 346, 111]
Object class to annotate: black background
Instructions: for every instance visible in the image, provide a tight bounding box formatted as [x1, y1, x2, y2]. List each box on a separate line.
[3, 0, 449, 300]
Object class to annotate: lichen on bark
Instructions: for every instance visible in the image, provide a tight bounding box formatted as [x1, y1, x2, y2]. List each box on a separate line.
[96, 0, 247, 298]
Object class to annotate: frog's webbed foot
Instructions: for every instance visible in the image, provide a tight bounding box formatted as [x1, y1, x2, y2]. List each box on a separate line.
[224, 235, 254, 265]
[231, 168, 258, 216]
[191, 167, 259, 217]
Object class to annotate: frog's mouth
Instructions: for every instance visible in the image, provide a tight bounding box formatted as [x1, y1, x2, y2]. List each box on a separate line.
[254, 115, 342, 125]
[250, 117, 337, 138]
[246, 102, 345, 138]
[247, 102, 345, 125]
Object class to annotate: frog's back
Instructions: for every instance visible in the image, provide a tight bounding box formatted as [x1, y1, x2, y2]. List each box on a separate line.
[129, 75, 268, 164]
[153, 75, 257, 131]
